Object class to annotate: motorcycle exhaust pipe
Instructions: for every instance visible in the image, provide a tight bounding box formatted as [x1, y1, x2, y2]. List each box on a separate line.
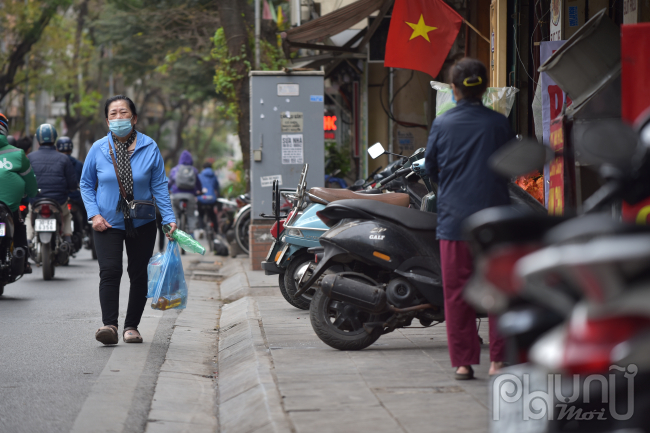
[12, 247, 26, 259]
[320, 274, 387, 314]
[11, 247, 26, 276]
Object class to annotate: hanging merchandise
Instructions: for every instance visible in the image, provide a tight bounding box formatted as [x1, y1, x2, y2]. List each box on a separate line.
[147, 241, 189, 311]
[430, 81, 519, 117]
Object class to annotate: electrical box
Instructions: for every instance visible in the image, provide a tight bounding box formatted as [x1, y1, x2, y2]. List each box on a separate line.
[249, 71, 325, 220]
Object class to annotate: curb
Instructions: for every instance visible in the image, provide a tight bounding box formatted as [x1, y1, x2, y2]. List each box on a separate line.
[145, 262, 221, 433]
[218, 297, 292, 433]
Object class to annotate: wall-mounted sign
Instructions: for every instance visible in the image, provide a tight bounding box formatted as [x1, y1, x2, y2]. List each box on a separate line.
[324, 115, 337, 131]
[277, 84, 299, 96]
[280, 112, 303, 133]
[550, 0, 563, 41]
[548, 117, 565, 215]
[261, 174, 283, 187]
[281, 134, 304, 164]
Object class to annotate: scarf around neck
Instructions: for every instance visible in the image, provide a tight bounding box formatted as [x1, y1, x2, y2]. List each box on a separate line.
[111, 129, 137, 236]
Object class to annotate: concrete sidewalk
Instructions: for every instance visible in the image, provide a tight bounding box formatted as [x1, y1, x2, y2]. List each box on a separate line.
[217, 257, 495, 433]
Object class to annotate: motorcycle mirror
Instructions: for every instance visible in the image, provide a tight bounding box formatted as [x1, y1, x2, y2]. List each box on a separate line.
[489, 138, 554, 177]
[368, 142, 386, 159]
[576, 119, 638, 169]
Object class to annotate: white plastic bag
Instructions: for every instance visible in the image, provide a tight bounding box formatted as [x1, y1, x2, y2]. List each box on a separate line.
[430, 81, 519, 117]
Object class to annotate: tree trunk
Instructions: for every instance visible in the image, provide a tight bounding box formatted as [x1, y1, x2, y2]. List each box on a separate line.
[216, 0, 252, 190]
[0, 2, 64, 102]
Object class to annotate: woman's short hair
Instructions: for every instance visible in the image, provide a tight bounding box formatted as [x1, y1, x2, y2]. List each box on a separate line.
[451, 58, 488, 100]
[104, 95, 138, 118]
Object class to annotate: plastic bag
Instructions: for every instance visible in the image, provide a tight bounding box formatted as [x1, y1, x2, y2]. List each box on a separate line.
[148, 241, 188, 310]
[430, 81, 519, 117]
[163, 225, 206, 255]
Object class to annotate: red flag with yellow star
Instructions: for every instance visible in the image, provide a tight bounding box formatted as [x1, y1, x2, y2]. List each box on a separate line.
[384, 0, 463, 78]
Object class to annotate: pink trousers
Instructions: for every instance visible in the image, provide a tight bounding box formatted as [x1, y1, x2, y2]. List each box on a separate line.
[439, 240, 505, 367]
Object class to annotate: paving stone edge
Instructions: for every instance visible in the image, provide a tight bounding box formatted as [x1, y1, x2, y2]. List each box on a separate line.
[217, 295, 293, 433]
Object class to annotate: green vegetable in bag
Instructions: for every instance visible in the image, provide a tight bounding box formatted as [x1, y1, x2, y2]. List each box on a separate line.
[163, 225, 206, 255]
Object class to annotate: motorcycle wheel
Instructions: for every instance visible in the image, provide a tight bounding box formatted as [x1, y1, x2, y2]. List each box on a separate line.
[0, 283, 4, 296]
[309, 288, 383, 351]
[235, 208, 250, 255]
[283, 254, 314, 310]
[42, 243, 54, 281]
[91, 240, 97, 260]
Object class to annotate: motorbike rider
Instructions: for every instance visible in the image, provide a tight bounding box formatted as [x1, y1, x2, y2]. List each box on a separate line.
[425, 58, 512, 380]
[0, 114, 38, 273]
[168, 150, 202, 233]
[56, 136, 86, 243]
[27, 124, 77, 246]
[197, 161, 220, 234]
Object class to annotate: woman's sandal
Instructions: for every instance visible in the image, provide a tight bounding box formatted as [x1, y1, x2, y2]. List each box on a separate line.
[454, 366, 475, 380]
[95, 325, 119, 345]
[123, 327, 143, 343]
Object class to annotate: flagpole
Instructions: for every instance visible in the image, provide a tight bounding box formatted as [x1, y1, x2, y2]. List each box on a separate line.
[463, 20, 490, 45]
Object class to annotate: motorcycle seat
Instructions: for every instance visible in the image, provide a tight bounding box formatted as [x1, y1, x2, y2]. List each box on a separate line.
[32, 198, 63, 212]
[308, 187, 410, 207]
[327, 199, 438, 230]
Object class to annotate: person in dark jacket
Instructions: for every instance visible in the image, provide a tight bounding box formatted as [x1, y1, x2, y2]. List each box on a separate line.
[197, 161, 220, 233]
[27, 124, 77, 244]
[168, 150, 202, 232]
[425, 58, 513, 380]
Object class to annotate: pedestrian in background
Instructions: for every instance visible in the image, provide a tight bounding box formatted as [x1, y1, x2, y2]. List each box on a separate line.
[168, 150, 202, 234]
[425, 58, 512, 380]
[197, 161, 220, 234]
[81, 95, 177, 346]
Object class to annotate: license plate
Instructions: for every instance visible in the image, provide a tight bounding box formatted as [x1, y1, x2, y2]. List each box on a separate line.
[35, 219, 56, 232]
[265, 240, 277, 262]
[0, 223, 5, 237]
[276, 244, 289, 265]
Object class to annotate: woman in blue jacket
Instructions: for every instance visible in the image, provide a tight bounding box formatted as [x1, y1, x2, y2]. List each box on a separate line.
[81, 95, 177, 346]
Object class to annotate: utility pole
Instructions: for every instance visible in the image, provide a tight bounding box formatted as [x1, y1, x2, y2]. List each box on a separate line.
[255, 0, 261, 69]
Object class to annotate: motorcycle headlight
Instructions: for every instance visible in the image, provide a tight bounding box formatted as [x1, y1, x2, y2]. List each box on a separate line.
[287, 228, 303, 237]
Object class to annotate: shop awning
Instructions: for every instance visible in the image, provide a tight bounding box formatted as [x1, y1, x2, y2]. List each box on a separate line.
[283, 0, 386, 44]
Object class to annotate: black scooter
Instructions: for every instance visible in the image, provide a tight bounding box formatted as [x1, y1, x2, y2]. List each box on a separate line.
[297, 142, 547, 351]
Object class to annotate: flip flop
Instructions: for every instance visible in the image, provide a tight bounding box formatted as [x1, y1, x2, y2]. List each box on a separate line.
[123, 327, 143, 343]
[95, 325, 119, 345]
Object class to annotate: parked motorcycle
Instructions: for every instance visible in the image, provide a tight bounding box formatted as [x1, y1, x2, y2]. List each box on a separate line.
[0, 202, 28, 296]
[232, 193, 251, 255]
[262, 153, 419, 310]
[470, 118, 650, 432]
[30, 199, 70, 280]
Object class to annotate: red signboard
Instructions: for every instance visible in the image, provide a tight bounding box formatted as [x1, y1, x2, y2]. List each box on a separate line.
[548, 117, 565, 215]
[621, 23, 650, 224]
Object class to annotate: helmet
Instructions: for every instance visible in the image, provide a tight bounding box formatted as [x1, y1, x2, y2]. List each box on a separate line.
[36, 124, 58, 145]
[56, 136, 73, 153]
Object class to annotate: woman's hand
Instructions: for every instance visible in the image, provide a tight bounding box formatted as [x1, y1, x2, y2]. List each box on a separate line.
[92, 215, 112, 232]
[166, 222, 177, 241]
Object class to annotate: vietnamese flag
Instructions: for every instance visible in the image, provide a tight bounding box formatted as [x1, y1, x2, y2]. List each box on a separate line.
[384, 0, 463, 78]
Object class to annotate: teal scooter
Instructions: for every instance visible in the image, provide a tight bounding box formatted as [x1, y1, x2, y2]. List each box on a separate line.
[262, 145, 430, 309]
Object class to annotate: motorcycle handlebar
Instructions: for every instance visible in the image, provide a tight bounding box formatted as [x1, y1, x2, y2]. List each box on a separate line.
[374, 167, 412, 189]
